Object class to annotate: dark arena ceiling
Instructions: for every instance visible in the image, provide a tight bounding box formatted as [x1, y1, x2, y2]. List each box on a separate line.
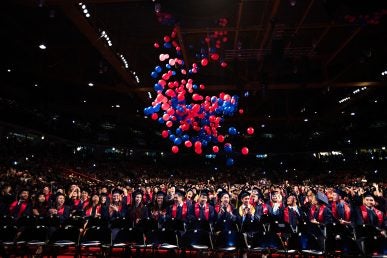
[1, 0, 387, 169]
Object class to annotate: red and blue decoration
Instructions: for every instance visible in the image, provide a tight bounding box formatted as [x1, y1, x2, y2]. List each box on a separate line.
[145, 26, 254, 166]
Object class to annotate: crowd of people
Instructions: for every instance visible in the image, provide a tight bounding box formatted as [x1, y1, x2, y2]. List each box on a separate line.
[0, 135, 386, 256]
[0, 162, 386, 256]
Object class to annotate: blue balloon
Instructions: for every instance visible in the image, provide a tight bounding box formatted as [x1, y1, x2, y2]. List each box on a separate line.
[153, 103, 161, 112]
[228, 127, 237, 135]
[226, 158, 234, 166]
[224, 144, 232, 153]
[166, 64, 171, 69]
[169, 134, 176, 142]
[158, 117, 164, 124]
[164, 42, 171, 48]
[182, 134, 189, 141]
[151, 71, 158, 78]
[154, 83, 163, 91]
[175, 128, 182, 135]
[174, 137, 182, 145]
[155, 66, 162, 73]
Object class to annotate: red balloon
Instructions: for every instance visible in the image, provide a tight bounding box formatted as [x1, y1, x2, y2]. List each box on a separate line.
[212, 146, 219, 153]
[151, 113, 158, 120]
[247, 127, 255, 135]
[166, 121, 173, 127]
[192, 93, 203, 101]
[167, 108, 175, 115]
[184, 141, 192, 148]
[154, 42, 160, 48]
[241, 147, 249, 155]
[161, 130, 169, 138]
[171, 145, 179, 154]
[164, 35, 170, 42]
[221, 62, 228, 68]
[210, 53, 219, 61]
[217, 135, 225, 143]
[201, 58, 208, 67]
[194, 148, 202, 155]
[239, 109, 244, 114]
[162, 114, 170, 121]
[194, 141, 202, 149]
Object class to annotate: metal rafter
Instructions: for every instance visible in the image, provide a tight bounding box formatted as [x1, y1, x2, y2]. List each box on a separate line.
[285, 0, 315, 50]
[326, 27, 362, 65]
[233, 0, 244, 50]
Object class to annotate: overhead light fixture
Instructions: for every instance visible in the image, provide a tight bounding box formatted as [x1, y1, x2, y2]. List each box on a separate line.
[39, 44, 47, 50]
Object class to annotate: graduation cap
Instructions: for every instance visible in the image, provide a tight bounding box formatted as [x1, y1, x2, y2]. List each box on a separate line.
[238, 190, 250, 200]
[155, 191, 166, 197]
[112, 189, 124, 195]
[251, 187, 260, 194]
[199, 189, 209, 197]
[333, 188, 346, 198]
[363, 191, 375, 199]
[132, 190, 143, 198]
[316, 192, 329, 205]
[217, 190, 230, 199]
[175, 189, 185, 197]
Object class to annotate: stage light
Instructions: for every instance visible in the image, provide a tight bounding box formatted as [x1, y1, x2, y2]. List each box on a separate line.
[7, 69, 11, 72]
[81, 4, 86, 9]
[85, 13, 90, 18]
[39, 44, 46, 50]
[41, 136, 45, 140]
[34, 83, 38, 87]
[115, 104, 120, 108]
[261, 124, 265, 128]
[304, 118, 308, 122]
[88, 82, 94, 87]
[350, 112, 355, 116]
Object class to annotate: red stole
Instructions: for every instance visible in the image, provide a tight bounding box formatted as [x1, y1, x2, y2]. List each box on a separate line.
[332, 201, 351, 221]
[45, 193, 51, 202]
[109, 203, 123, 215]
[194, 203, 209, 220]
[310, 204, 325, 223]
[57, 205, 65, 216]
[82, 200, 89, 209]
[73, 199, 81, 206]
[85, 205, 101, 217]
[126, 194, 132, 206]
[9, 200, 28, 218]
[360, 205, 383, 226]
[171, 203, 187, 219]
[262, 203, 269, 215]
[284, 207, 290, 224]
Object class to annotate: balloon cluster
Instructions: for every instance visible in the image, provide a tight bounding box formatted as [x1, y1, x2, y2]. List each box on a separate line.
[194, 17, 229, 69]
[344, 9, 387, 25]
[145, 26, 255, 166]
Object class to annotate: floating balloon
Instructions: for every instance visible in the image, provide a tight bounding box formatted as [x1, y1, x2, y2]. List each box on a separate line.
[145, 28, 253, 166]
[161, 130, 169, 138]
[241, 147, 249, 155]
[226, 157, 234, 166]
[228, 127, 237, 135]
[171, 145, 179, 154]
[247, 127, 254, 135]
